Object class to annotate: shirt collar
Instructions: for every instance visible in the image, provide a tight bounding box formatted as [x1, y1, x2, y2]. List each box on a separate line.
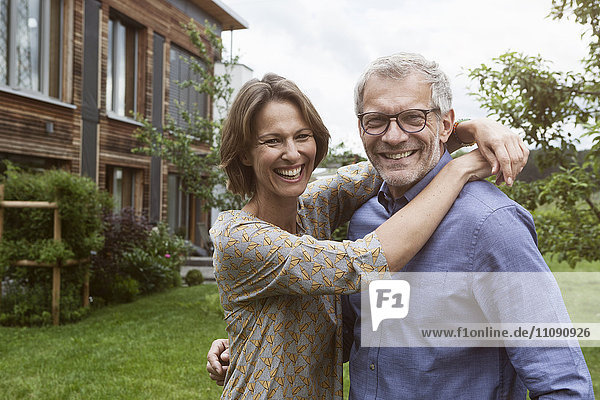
[377, 150, 453, 214]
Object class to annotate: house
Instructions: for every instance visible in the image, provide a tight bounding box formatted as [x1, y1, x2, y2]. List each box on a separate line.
[0, 0, 247, 247]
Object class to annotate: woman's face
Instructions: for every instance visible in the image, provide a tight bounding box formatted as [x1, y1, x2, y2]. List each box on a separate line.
[242, 100, 317, 203]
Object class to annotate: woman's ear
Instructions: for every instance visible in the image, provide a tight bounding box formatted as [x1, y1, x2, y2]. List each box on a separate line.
[240, 152, 253, 167]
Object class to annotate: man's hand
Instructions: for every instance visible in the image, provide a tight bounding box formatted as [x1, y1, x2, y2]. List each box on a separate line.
[456, 118, 529, 186]
[206, 338, 230, 386]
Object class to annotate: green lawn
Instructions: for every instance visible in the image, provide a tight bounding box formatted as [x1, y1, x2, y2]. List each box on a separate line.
[0, 285, 227, 399]
[1, 258, 598, 399]
[546, 255, 600, 396]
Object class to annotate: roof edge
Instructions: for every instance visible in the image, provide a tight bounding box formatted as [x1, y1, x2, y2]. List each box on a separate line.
[194, 0, 249, 31]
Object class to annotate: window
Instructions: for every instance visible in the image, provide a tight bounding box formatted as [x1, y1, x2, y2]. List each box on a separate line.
[107, 15, 138, 117]
[0, 0, 62, 97]
[167, 174, 190, 237]
[106, 166, 143, 212]
[0, 152, 69, 173]
[169, 44, 207, 127]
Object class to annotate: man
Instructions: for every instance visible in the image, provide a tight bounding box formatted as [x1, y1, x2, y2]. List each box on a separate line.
[208, 53, 594, 398]
[341, 53, 593, 399]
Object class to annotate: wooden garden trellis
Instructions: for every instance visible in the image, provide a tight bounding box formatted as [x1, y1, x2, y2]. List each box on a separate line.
[0, 185, 90, 326]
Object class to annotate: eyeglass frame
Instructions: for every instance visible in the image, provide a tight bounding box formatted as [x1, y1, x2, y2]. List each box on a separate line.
[357, 108, 441, 136]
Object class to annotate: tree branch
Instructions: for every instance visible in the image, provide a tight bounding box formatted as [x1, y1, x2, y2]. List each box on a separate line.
[568, 88, 600, 96]
[554, 86, 600, 96]
[585, 197, 600, 223]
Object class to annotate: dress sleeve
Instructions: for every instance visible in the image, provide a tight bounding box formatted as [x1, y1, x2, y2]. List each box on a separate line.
[300, 161, 383, 237]
[211, 213, 388, 304]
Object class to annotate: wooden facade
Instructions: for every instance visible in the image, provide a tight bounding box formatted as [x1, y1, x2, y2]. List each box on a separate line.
[0, 0, 247, 246]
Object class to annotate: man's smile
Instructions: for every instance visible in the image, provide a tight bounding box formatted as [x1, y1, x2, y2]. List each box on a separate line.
[383, 150, 417, 160]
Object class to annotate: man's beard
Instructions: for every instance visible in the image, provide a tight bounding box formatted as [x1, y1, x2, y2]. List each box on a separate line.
[367, 131, 442, 196]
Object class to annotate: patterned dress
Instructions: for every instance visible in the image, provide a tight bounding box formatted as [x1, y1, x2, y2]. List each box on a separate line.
[210, 161, 388, 399]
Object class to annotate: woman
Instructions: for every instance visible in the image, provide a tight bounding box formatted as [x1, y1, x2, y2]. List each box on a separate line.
[209, 72, 526, 399]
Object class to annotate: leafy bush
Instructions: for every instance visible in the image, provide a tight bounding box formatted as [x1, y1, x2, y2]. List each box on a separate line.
[90, 208, 152, 303]
[91, 210, 189, 303]
[184, 269, 204, 286]
[0, 164, 110, 326]
[110, 275, 140, 304]
[131, 223, 190, 293]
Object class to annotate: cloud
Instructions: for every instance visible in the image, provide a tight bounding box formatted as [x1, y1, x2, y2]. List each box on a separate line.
[223, 0, 589, 152]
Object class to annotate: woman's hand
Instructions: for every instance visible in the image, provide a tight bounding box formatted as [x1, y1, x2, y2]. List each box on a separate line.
[455, 118, 529, 186]
[449, 148, 493, 183]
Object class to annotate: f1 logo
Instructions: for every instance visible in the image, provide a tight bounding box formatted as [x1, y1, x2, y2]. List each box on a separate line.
[369, 280, 410, 331]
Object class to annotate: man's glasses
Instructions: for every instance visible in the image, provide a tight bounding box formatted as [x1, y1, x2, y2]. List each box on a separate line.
[357, 108, 439, 136]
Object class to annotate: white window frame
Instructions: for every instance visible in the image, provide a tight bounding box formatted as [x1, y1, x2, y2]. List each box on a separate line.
[109, 166, 141, 212]
[1, 0, 62, 97]
[167, 173, 190, 238]
[107, 16, 138, 117]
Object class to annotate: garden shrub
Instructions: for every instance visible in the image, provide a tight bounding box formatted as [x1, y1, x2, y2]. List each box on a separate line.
[90, 208, 151, 303]
[125, 223, 188, 293]
[91, 210, 190, 304]
[0, 164, 110, 326]
[184, 269, 204, 286]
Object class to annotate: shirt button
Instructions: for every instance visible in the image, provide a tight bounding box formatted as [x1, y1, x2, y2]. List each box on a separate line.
[369, 363, 375, 371]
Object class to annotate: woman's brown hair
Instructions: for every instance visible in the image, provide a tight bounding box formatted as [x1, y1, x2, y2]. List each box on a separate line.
[220, 73, 330, 199]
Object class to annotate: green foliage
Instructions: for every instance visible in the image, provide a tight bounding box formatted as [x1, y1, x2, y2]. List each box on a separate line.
[469, 0, 600, 268]
[0, 164, 110, 259]
[121, 224, 189, 294]
[184, 269, 204, 286]
[0, 165, 109, 326]
[109, 275, 140, 304]
[135, 21, 244, 210]
[331, 222, 349, 242]
[321, 143, 366, 168]
[550, 0, 600, 74]
[90, 208, 151, 303]
[91, 210, 189, 304]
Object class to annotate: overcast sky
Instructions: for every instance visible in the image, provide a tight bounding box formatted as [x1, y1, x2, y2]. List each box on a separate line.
[220, 0, 590, 154]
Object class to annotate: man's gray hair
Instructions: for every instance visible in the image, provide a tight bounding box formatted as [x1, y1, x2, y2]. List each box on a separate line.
[354, 53, 452, 116]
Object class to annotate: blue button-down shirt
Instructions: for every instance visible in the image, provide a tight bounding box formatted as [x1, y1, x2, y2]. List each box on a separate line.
[343, 151, 594, 399]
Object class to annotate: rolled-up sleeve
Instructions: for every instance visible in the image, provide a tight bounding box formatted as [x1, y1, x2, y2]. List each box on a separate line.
[211, 212, 388, 303]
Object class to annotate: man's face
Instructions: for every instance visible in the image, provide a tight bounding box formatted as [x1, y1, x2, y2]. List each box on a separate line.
[359, 73, 453, 198]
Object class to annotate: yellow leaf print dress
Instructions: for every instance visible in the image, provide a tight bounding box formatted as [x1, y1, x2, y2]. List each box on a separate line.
[211, 161, 388, 399]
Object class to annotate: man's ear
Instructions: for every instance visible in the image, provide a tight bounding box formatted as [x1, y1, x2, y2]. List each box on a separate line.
[439, 109, 455, 144]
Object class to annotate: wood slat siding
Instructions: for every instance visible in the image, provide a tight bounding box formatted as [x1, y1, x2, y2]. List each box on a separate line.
[0, 93, 79, 161]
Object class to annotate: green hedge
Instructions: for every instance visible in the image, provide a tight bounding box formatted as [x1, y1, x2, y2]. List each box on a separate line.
[0, 164, 191, 325]
[0, 165, 111, 326]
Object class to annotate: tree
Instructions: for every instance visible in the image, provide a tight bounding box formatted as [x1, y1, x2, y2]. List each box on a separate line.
[468, 0, 600, 267]
[135, 20, 365, 213]
[135, 21, 244, 210]
[320, 142, 366, 168]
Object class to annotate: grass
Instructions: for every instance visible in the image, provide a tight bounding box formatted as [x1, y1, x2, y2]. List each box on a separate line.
[546, 255, 600, 396]
[1, 257, 598, 399]
[0, 285, 227, 399]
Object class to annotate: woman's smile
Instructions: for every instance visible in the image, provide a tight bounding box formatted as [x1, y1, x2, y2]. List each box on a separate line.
[274, 165, 304, 180]
[242, 100, 317, 203]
